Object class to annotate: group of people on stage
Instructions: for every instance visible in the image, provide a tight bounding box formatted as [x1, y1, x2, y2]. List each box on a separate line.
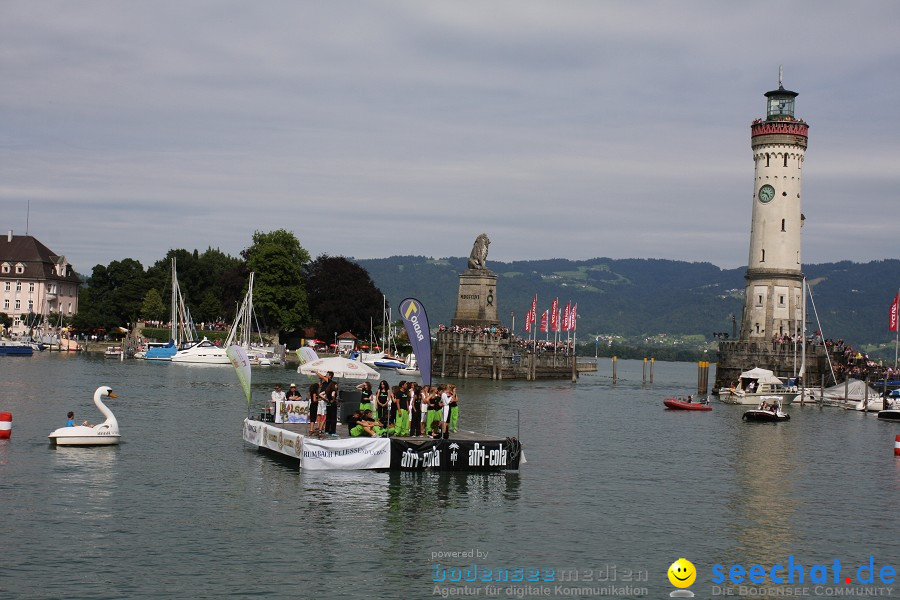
[352, 380, 459, 439]
[269, 373, 460, 440]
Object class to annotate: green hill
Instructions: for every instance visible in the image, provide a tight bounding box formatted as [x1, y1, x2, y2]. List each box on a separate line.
[355, 256, 899, 354]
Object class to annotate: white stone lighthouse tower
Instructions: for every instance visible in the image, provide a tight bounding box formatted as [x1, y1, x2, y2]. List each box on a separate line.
[740, 72, 809, 340]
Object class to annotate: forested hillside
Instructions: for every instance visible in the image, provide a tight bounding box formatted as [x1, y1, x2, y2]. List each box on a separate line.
[356, 256, 899, 348]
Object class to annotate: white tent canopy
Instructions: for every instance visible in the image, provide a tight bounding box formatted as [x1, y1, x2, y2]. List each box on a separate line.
[297, 356, 381, 380]
[739, 367, 783, 385]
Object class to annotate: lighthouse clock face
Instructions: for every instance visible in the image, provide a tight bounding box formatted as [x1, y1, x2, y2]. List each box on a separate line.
[758, 184, 775, 203]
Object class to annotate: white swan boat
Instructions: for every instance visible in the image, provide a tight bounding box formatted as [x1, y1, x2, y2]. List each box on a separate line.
[48, 386, 121, 446]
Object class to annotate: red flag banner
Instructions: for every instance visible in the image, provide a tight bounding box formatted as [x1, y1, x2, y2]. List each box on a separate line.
[562, 302, 571, 331]
[550, 298, 559, 332]
[890, 292, 899, 332]
[540, 310, 548, 332]
[570, 304, 578, 330]
[525, 308, 532, 332]
[530, 295, 538, 322]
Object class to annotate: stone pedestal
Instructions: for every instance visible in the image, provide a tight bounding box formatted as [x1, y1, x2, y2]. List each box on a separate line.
[451, 270, 499, 327]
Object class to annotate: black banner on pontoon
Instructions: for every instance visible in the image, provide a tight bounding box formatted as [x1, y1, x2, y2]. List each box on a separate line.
[389, 438, 522, 471]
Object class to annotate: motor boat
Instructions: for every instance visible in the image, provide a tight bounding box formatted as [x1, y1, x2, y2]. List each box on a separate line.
[663, 397, 711, 411]
[170, 337, 230, 364]
[719, 367, 800, 405]
[877, 391, 900, 420]
[373, 356, 409, 370]
[48, 386, 121, 446]
[397, 353, 420, 377]
[104, 346, 123, 359]
[743, 400, 790, 422]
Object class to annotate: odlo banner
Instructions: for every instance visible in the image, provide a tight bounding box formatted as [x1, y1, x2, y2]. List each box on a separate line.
[399, 297, 432, 386]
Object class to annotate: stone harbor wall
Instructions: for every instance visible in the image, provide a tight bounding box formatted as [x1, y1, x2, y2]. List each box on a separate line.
[433, 331, 595, 380]
[715, 340, 834, 390]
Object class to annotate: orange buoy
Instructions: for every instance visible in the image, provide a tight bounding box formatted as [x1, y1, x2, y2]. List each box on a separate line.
[895, 434, 900, 457]
[0, 412, 11, 439]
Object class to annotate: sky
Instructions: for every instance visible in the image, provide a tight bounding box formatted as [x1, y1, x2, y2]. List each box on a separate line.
[2, 1, 898, 272]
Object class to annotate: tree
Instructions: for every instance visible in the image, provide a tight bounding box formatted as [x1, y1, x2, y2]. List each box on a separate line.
[76, 258, 147, 331]
[306, 254, 384, 339]
[141, 289, 166, 322]
[241, 229, 310, 333]
[0, 312, 11, 333]
[145, 247, 244, 323]
[196, 290, 223, 324]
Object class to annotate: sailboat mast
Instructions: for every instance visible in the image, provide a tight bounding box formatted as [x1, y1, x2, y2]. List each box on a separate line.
[170, 258, 177, 344]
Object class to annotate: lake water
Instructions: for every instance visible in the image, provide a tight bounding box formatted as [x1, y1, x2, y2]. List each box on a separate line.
[1, 354, 898, 599]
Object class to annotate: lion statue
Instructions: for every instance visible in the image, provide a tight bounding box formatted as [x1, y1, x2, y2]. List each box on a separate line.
[467, 233, 491, 270]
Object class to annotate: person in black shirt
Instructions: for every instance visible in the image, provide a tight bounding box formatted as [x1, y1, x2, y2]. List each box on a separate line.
[375, 380, 390, 426]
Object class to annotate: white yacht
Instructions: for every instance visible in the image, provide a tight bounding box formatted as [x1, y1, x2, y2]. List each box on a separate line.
[170, 338, 230, 365]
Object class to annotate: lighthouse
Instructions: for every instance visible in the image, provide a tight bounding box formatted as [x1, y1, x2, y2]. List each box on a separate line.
[714, 72, 830, 392]
[740, 71, 809, 341]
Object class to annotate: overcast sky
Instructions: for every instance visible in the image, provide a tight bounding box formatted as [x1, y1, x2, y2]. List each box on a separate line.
[2, 1, 898, 272]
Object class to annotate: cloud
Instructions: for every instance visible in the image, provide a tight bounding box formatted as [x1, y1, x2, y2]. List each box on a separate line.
[2, 0, 898, 272]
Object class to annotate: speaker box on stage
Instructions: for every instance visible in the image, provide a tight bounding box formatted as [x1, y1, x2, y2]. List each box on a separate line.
[339, 390, 362, 421]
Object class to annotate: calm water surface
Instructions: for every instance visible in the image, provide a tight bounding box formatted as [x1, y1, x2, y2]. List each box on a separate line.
[1, 354, 899, 599]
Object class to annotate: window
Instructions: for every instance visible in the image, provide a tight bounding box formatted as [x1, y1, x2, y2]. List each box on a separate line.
[15, 264, 24, 274]
[3, 299, 8, 309]
[13, 316, 20, 327]
[766, 154, 770, 167]
[15, 299, 20, 310]
[783, 154, 788, 167]
[29, 282, 34, 293]
[1, 263, 8, 274]
[781, 219, 786, 232]
[755, 323, 760, 334]
[761, 249, 765, 262]
[27, 300, 33, 311]
[16, 281, 21, 292]
[757, 295, 764, 306]
[779, 295, 785, 307]
[68, 302, 73, 314]
[49, 283, 57, 294]
[4, 282, 8, 291]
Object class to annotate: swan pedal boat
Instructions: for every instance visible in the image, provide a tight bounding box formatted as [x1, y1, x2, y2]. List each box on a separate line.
[663, 397, 711, 411]
[48, 386, 120, 446]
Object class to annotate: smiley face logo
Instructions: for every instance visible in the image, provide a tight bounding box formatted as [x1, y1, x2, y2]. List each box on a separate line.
[667, 558, 696, 588]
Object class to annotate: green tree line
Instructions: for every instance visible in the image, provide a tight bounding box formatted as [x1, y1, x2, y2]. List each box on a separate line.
[70, 229, 384, 341]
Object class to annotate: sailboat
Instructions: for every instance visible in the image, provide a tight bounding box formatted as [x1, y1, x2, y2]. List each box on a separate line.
[223, 273, 280, 367]
[142, 258, 198, 360]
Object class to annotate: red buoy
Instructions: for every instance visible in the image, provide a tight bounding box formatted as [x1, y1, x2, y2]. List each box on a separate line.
[0, 412, 11, 439]
[894, 434, 900, 457]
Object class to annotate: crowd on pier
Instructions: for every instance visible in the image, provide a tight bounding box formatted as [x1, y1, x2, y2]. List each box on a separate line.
[772, 332, 898, 383]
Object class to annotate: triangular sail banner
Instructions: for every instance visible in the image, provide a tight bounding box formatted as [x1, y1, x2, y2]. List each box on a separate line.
[226, 345, 252, 406]
[399, 298, 432, 386]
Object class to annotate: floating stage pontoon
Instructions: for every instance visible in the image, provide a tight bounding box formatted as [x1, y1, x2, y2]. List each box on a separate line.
[242, 418, 523, 472]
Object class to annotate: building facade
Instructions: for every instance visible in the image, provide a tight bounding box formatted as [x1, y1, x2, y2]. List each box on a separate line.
[0, 231, 80, 336]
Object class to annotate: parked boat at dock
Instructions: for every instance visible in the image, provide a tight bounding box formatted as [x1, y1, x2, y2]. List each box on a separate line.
[719, 367, 799, 405]
[0, 340, 33, 356]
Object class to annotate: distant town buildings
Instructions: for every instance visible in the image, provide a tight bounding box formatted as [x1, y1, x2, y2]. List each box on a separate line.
[0, 231, 80, 336]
